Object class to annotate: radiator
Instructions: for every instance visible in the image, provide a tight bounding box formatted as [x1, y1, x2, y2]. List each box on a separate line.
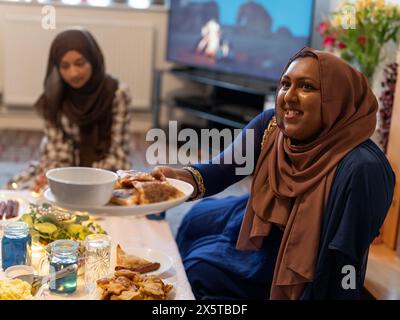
[3, 14, 155, 109]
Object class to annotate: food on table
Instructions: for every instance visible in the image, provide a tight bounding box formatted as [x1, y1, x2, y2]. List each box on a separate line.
[0, 200, 20, 219]
[110, 170, 185, 206]
[0, 279, 33, 300]
[116, 170, 156, 188]
[133, 181, 185, 204]
[110, 188, 140, 206]
[19, 203, 106, 246]
[96, 270, 173, 300]
[115, 244, 160, 273]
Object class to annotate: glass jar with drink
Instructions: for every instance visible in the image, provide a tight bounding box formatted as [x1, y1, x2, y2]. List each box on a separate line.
[1, 221, 32, 270]
[44, 239, 79, 294]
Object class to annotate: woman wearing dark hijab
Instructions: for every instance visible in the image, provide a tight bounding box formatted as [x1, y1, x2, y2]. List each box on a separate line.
[7, 28, 132, 191]
[151, 47, 395, 299]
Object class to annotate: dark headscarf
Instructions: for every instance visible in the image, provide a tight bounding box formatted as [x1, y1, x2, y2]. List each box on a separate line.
[35, 27, 119, 166]
[236, 47, 378, 299]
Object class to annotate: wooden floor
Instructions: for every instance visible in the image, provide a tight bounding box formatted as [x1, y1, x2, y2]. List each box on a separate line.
[365, 244, 400, 300]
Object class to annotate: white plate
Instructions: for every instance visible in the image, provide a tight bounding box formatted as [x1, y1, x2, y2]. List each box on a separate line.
[113, 247, 174, 276]
[0, 190, 32, 225]
[43, 178, 193, 216]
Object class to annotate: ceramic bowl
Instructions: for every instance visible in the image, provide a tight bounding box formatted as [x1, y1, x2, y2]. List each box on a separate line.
[46, 167, 117, 207]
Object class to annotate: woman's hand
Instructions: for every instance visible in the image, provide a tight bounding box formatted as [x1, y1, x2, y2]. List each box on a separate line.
[151, 166, 199, 199]
[33, 174, 48, 193]
[150, 166, 178, 181]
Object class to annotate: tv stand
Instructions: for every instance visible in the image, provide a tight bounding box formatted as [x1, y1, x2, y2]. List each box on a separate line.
[170, 68, 276, 96]
[152, 68, 277, 129]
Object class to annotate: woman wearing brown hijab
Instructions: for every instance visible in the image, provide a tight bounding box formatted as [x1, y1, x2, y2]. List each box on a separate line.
[152, 47, 395, 299]
[7, 28, 132, 192]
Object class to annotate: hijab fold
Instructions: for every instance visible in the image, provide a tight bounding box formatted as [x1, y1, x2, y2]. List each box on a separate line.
[35, 28, 119, 166]
[236, 47, 378, 300]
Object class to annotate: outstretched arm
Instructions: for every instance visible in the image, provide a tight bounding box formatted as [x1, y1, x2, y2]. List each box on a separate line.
[189, 109, 274, 198]
[152, 109, 275, 199]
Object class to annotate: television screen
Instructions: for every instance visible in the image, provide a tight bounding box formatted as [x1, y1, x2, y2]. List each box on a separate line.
[167, 0, 315, 82]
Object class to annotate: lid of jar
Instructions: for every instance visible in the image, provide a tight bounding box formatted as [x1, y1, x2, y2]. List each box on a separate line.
[3, 221, 30, 238]
[49, 239, 79, 255]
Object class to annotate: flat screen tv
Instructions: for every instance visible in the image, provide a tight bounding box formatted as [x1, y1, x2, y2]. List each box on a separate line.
[167, 0, 315, 82]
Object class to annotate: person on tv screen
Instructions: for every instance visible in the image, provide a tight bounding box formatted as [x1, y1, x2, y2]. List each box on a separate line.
[196, 19, 222, 59]
[196, 18, 234, 62]
[6, 28, 132, 192]
[151, 47, 395, 299]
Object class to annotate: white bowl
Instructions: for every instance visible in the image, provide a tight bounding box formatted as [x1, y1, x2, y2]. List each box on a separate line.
[46, 167, 118, 207]
[5, 265, 35, 280]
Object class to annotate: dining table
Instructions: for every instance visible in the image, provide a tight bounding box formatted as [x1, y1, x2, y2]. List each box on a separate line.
[0, 190, 195, 300]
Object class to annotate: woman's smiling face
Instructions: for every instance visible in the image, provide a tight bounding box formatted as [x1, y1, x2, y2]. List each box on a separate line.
[276, 57, 323, 144]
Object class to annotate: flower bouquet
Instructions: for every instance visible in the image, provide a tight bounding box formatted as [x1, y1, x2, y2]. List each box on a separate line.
[317, 0, 400, 83]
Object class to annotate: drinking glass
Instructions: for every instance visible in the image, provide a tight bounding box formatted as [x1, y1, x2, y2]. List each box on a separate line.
[38, 239, 79, 294]
[84, 234, 112, 294]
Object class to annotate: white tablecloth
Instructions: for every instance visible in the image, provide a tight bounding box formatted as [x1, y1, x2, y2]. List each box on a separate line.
[0, 190, 195, 300]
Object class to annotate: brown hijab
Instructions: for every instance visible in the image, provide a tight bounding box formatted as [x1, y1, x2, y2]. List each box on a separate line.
[35, 28, 119, 166]
[236, 47, 378, 299]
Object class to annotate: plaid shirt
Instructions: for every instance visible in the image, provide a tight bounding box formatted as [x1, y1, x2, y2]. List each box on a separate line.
[7, 84, 132, 190]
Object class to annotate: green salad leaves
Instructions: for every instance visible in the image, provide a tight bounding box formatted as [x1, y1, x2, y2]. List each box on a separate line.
[19, 203, 107, 245]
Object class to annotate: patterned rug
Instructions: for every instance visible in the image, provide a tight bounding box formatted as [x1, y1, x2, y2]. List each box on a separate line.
[0, 130, 42, 187]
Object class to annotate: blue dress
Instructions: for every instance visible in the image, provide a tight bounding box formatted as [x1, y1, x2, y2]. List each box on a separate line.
[176, 109, 395, 300]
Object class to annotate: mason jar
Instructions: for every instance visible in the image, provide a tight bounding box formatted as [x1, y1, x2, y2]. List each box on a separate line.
[1, 221, 32, 270]
[47, 240, 79, 294]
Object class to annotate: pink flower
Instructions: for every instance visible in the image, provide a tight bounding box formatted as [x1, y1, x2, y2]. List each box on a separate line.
[357, 35, 367, 46]
[322, 35, 336, 47]
[338, 42, 347, 49]
[317, 22, 330, 35]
